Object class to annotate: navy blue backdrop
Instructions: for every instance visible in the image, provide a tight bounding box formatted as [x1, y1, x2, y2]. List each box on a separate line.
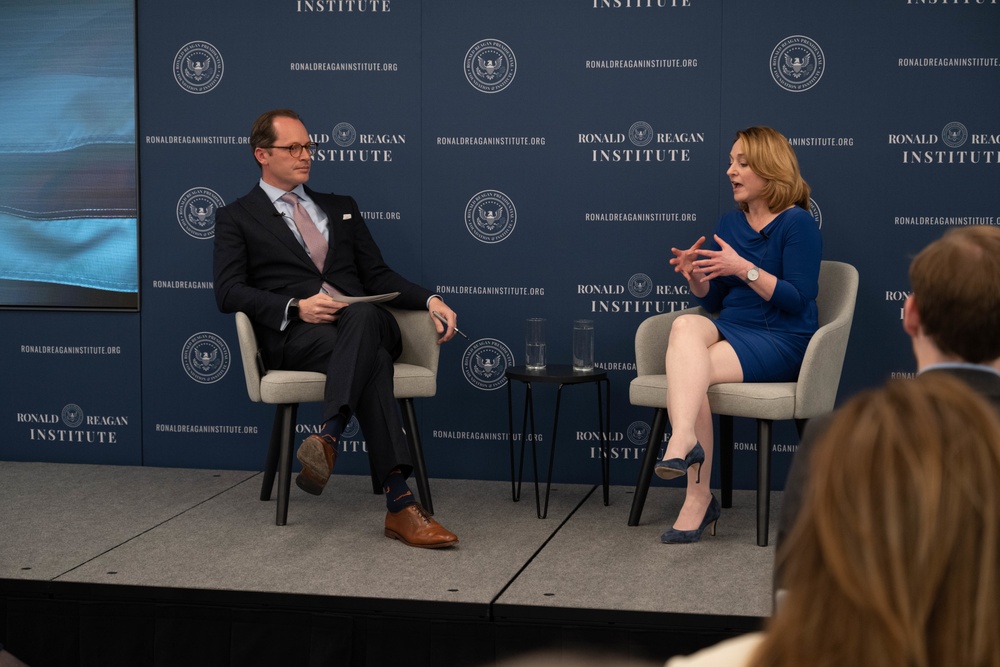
[3, 0, 999, 494]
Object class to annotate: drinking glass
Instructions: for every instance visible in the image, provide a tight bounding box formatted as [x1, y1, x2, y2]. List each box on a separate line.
[525, 318, 546, 370]
[572, 319, 595, 372]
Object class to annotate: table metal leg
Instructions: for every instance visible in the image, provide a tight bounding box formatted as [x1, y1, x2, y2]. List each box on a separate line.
[526, 383, 540, 514]
[597, 378, 611, 506]
[507, 380, 516, 501]
[507, 373, 612, 519]
[539, 383, 565, 519]
[509, 380, 534, 503]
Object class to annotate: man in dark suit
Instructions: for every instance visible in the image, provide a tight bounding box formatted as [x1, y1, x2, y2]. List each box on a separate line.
[776, 225, 1000, 591]
[214, 109, 460, 548]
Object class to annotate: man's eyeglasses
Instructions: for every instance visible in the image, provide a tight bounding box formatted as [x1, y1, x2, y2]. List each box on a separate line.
[263, 142, 317, 158]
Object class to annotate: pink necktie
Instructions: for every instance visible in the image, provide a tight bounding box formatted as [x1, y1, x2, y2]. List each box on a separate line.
[280, 193, 328, 271]
[279, 193, 342, 297]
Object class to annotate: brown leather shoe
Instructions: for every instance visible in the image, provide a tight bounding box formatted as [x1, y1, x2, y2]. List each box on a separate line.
[384, 504, 459, 549]
[295, 434, 337, 495]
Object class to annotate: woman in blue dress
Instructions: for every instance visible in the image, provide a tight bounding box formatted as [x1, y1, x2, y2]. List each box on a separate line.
[655, 126, 821, 544]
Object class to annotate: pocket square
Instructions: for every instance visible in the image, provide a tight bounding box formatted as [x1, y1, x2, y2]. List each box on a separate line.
[343, 214, 352, 220]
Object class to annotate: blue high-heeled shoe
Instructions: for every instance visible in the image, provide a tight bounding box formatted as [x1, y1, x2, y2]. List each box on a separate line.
[660, 494, 721, 544]
[654, 442, 706, 483]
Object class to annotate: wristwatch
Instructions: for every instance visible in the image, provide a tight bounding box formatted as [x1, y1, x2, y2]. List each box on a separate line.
[288, 298, 300, 320]
[746, 266, 760, 283]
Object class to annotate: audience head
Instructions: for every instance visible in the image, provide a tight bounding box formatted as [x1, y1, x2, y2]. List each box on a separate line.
[732, 126, 810, 213]
[906, 225, 1000, 364]
[759, 374, 1000, 667]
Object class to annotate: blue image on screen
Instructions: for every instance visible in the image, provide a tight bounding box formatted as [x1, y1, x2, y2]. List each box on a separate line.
[0, 0, 138, 309]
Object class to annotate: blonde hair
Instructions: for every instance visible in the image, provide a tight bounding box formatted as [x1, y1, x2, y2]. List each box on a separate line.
[733, 127, 810, 213]
[753, 375, 1000, 667]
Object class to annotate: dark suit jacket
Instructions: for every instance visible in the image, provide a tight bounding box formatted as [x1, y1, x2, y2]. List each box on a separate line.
[774, 366, 1000, 589]
[213, 184, 432, 368]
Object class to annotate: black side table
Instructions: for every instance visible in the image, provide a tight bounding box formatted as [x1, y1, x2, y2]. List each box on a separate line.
[505, 364, 611, 518]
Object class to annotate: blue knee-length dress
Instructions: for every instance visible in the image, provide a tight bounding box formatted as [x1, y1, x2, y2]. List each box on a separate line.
[694, 206, 822, 383]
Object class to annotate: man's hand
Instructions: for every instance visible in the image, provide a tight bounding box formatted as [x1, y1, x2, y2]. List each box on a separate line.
[298, 292, 348, 324]
[428, 298, 458, 344]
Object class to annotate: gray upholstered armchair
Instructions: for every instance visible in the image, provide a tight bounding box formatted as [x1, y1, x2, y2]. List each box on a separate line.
[235, 306, 440, 525]
[628, 260, 859, 545]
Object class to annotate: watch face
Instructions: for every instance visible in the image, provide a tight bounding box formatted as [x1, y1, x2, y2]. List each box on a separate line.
[747, 268, 759, 282]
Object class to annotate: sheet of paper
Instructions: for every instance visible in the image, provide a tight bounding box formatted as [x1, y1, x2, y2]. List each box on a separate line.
[331, 292, 400, 304]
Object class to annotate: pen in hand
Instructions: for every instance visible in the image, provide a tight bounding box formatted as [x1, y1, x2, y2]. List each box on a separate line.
[432, 311, 468, 339]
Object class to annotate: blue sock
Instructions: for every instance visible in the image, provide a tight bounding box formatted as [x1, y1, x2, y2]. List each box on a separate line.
[318, 414, 346, 446]
[383, 468, 415, 513]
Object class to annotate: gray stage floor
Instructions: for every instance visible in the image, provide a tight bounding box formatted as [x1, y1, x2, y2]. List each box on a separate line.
[0, 461, 777, 622]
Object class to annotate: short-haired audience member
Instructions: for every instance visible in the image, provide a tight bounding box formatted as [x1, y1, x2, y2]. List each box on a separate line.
[775, 225, 1000, 584]
[667, 375, 1000, 666]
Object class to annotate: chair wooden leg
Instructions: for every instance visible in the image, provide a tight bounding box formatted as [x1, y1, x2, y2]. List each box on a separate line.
[756, 419, 773, 547]
[720, 415, 734, 509]
[276, 403, 298, 526]
[794, 417, 807, 439]
[369, 460, 381, 495]
[260, 405, 285, 501]
[628, 408, 667, 526]
[400, 398, 434, 515]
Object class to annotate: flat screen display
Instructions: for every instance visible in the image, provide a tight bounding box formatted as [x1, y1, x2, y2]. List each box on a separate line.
[0, 0, 138, 310]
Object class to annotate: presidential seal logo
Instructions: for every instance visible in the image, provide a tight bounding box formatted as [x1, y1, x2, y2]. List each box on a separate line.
[464, 39, 517, 93]
[465, 190, 517, 244]
[809, 197, 823, 230]
[769, 35, 825, 93]
[627, 421, 651, 447]
[342, 416, 361, 440]
[181, 332, 231, 384]
[62, 404, 84, 428]
[462, 338, 515, 391]
[629, 121, 654, 147]
[628, 273, 653, 299]
[173, 41, 224, 94]
[333, 122, 357, 147]
[176, 187, 224, 240]
[942, 121, 968, 149]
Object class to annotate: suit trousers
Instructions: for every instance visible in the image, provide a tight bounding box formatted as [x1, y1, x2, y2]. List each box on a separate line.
[279, 302, 411, 484]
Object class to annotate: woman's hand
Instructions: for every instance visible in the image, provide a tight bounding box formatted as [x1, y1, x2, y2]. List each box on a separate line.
[670, 236, 707, 283]
[693, 234, 752, 281]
